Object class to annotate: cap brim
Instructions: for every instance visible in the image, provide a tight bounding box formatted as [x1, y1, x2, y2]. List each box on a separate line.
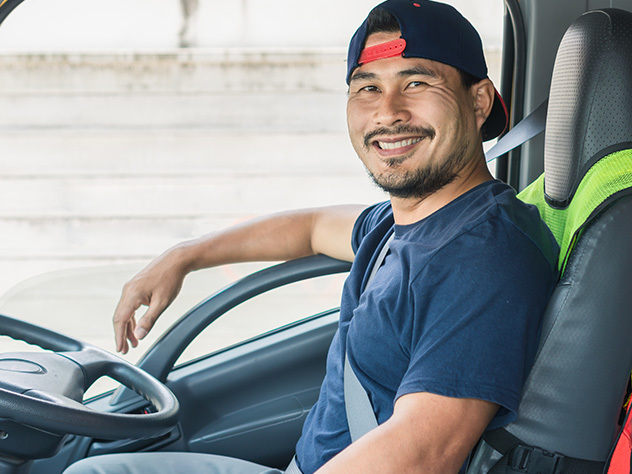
[482, 87, 509, 142]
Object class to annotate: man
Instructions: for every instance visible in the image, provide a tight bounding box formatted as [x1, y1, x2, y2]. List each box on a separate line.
[66, 1, 559, 473]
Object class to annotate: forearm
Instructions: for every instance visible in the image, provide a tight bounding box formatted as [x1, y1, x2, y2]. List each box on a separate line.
[316, 393, 497, 474]
[176, 211, 320, 272]
[315, 421, 463, 474]
[168, 205, 364, 273]
[113, 204, 365, 353]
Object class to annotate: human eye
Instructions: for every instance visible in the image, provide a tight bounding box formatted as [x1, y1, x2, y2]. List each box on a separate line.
[360, 85, 380, 92]
[407, 80, 428, 89]
[349, 83, 380, 96]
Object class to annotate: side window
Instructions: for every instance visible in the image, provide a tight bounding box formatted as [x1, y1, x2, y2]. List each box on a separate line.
[0, 0, 504, 397]
[175, 271, 348, 367]
[0, 0, 384, 361]
[0, 261, 346, 398]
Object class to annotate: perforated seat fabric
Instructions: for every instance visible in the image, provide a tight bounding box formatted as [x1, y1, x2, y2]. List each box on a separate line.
[543, 9, 632, 207]
[468, 8, 632, 473]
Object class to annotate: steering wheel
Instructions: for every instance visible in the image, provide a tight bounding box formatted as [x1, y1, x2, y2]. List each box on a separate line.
[0, 313, 179, 443]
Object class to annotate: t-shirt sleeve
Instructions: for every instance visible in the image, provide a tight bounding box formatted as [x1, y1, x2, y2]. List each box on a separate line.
[395, 221, 554, 428]
[351, 201, 392, 254]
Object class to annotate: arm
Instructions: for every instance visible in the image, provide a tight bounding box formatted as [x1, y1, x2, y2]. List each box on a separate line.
[316, 392, 498, 474]
[113, 205, 366, 353]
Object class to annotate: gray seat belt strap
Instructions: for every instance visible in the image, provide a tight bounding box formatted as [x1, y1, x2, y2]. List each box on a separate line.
[285, 456, 303, 474]
[363, 233, 395, 289]
[344, 233, 394, 442]
[344, 353, 378, 441]
[485, 99, 548, 162]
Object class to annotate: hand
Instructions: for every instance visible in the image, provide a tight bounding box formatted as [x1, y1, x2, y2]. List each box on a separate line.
[113, 249, 188, 354]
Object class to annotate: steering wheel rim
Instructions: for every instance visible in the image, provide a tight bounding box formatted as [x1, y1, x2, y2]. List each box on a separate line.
[0, 313, 179, 440]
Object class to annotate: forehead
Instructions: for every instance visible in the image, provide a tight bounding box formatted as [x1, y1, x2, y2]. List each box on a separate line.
[350, 55, 458, 86]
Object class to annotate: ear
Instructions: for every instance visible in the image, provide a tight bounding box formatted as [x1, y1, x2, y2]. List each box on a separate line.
[471, 78, 495, 132]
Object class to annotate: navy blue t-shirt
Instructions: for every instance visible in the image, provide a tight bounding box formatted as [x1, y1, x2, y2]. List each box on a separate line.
[295, 180, 559, 473]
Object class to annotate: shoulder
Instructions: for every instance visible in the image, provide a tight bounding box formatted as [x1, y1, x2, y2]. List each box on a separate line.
[351, 201, 393, 253]
[386, 181, 558, 297]
[402, 181, 558, 271]
[479, 181, 559, 270]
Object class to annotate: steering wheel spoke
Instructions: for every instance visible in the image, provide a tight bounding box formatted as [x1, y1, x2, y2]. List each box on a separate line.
[21, 390, 91, 413]
[0, 313, 179, 442]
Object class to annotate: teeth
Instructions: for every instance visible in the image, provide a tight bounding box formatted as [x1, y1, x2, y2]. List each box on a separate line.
[377, 137, 422, 150]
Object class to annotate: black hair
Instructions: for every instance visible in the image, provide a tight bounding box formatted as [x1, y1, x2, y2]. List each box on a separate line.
[365, 6, 401, 36]
[365, 7, 480, 91]
[458, 69, 480, 90]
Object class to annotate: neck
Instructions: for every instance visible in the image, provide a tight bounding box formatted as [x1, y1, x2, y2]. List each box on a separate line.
[390, 154, 494, 226]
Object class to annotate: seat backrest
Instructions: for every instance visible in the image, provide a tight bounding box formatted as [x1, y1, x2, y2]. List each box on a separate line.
[469, 8, 632, 472]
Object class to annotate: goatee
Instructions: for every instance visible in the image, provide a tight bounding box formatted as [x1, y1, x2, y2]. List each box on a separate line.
[364, 128, 470, 200]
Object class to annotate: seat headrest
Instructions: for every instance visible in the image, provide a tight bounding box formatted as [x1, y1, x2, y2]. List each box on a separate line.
[544, 9, 632, 208]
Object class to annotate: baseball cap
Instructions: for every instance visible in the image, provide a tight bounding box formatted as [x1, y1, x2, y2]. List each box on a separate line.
[346, 0, 508, 141]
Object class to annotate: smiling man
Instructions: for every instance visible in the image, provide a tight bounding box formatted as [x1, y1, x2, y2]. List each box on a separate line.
[66, 1, 559, 473]
[347, 30, 496, 222]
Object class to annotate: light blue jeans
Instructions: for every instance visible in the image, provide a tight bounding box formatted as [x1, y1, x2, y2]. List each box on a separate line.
[64, 452, 286, 474]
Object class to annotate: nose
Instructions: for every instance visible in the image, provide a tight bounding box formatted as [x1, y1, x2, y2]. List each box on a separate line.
[373, 90, 412, 126]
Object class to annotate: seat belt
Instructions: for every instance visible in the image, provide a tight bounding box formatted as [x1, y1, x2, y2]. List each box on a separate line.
[285, 456, 303, 474]
[485, 99, 548, 163]
[481, 427, 604, 473]
[344, 233, 394, 442]
[344, 354, 378, 441]
[342, 99, 548, 443]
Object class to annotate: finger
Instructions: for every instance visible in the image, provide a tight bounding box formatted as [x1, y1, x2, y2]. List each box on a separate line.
[117, 321, 130, 354]
[127, 319, 139, 348]
[116, 320, 134, 354]
[113, 301, 140, 353]
[117, 321, 138, 355]
[115, 320, 129, 353]
[133, 298, 168, 342]
[120, 336, 129, 355]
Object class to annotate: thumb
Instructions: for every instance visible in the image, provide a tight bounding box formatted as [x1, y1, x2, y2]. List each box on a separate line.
[134, 325, 149, 340]
[133, 299, 168, 341]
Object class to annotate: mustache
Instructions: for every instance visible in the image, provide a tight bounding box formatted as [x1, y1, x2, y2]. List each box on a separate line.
[363, 125, 436, 149]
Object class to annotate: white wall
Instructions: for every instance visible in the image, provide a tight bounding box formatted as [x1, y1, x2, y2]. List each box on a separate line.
[0, 0, 502, 51]
[0, 0, 504, 346]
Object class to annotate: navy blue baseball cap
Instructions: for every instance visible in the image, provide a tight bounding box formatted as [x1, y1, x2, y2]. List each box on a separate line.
[346, 0, 508, 141]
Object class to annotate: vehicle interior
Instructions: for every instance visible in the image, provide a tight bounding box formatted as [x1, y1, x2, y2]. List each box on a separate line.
[1, 0, 632, 473]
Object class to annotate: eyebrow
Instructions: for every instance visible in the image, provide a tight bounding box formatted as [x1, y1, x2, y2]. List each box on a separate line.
[397, 65, 439, 79]
[349, 64, 440, 83]
[349, 71, 378, 83]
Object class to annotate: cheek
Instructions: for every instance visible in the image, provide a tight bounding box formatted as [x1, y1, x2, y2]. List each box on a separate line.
[422, 96, 468, 137]
[422, 93, 459, 120]
[346, 102, 368, 142]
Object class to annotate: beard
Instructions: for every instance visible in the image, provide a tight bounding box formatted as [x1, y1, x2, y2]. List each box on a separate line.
[363, 125, 470, 200]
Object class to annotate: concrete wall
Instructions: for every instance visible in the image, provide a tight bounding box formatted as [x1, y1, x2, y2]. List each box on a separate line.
[0, 46, 381, 365]
[0, 49, 380, 296]
[0, 0, 502, 51]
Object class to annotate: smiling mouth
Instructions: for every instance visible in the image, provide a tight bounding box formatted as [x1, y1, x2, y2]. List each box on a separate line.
[376, 137, 422, 150]
[364, 125, 436, 151]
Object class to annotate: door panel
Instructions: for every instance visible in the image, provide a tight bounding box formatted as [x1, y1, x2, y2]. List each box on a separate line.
[167, 312, 339, 469]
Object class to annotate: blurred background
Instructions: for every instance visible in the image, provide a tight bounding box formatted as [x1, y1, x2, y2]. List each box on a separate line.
[0, 0, 504, 392]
